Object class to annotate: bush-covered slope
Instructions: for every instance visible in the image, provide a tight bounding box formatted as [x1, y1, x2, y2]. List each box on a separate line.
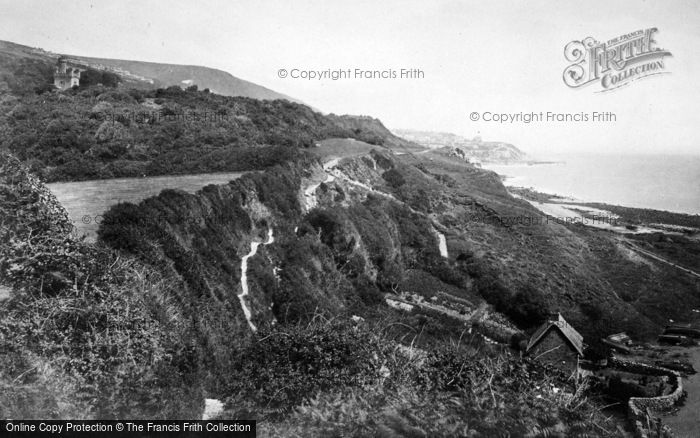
[90, 148, 628, 433]
[0, 153, 202, 418]
[0, 85, 392, 182]
[238, 318, 622, 437]
[327, 114, 424, 152]
[0, 41, 57, 96]
[96, 145, 699, 367]
[0, 152, 628, 435]
[7, 144, 688, 434]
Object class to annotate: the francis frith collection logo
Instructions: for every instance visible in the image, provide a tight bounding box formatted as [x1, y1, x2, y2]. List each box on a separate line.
[563, 28, 672, 92]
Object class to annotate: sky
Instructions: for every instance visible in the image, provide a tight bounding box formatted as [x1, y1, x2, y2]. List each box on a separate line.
[1, 0, 700, 157]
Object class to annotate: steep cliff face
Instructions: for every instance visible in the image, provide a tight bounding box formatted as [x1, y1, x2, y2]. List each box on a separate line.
[97, 151, 462, 380]
[6, 141, 696, 422]
[394, 129, 528, 163]
[98, 144, 700, 378]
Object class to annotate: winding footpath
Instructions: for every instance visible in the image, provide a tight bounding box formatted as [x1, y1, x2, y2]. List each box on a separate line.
[204, 228, 274, 420]
[622, 240, 700, 280]
[436, 231, 448, 258]
[303, 174, 336, 211]
[237, 228, 274, 332]
[310, 157, 450, 259]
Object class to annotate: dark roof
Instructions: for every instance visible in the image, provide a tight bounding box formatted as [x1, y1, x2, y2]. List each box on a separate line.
[526, 314, 584, 356]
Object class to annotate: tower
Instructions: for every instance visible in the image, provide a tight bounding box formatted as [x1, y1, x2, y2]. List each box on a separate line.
[53, 57, 82, 90]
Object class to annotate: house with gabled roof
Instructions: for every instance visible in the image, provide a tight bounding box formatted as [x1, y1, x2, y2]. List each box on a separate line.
[526, 313, 584, 375]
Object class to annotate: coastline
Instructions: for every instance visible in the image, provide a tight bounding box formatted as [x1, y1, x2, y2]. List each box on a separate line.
[508, 186, 700, 232]
[506, 185, 700, 287]
[483, 154, 700, 216]
[505, 183, 700, 434]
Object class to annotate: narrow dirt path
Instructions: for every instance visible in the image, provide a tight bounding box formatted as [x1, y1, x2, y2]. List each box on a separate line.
[237, 228, 274, 332]
[622, 240, 700, 280]
[202, 398, 224, 420]
[436, 230, 448, 258]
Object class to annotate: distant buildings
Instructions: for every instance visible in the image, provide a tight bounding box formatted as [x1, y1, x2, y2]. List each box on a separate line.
[53, 57, 82, 90]
[526, 313, 584, 375]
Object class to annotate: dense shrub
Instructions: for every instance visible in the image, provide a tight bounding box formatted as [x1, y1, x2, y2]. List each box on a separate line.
[306, 209, 356, 264]
[354, 279, 383, 306]
[261, 350, 621, 437]
[97, 202, 158, 253]
[505, 286, 550, 327]
[1, 85, 374, 182]
[0, 154, 201, 418]
[79, 68, 121, 88]
[223, 320, 387, 413]
[382, 168, 405, 187]
[0, 55, 54, 95]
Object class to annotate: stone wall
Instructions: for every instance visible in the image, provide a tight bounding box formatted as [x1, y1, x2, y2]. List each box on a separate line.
[609, 357, 683, 438]
[474, 319, 520, 345]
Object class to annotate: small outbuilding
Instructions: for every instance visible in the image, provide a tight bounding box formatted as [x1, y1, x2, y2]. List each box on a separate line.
[526, 313, 584, 376]
[602, 332, 633, 354]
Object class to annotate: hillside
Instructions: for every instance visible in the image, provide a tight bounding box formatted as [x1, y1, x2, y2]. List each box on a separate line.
[72, 54, 300, 102]
[97, 143, 700, 351]
[0, 151, 626, 435]
[394, 129, 528, 163]
[2, 88, 696, 435]
[89, 141, 699, 435]
[2, 45, 696, 435]
[0, 154, 202, 418]
[0, 39, 296, 101]
[0, 79, 434, 182]
[328, 115, 424, 153]
[0, 84, 393, 182]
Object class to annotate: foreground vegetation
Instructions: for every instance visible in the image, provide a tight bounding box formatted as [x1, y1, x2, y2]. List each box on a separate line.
[235, 317, 622, 437]
[1, 43, 692, 435]
[0, 154, 201, 418]
[0, 152, 630, 435]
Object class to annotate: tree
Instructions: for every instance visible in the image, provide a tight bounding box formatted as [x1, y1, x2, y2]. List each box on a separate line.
[79, 68, 121, 88]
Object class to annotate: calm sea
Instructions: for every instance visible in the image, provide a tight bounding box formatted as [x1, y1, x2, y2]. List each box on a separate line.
[484, 154, 700, 215]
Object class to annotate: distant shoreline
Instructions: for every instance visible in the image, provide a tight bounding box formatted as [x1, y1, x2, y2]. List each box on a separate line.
[509, 186, 700, 231]
[483, 156, 700, 217]
[523, 160, 565, 165]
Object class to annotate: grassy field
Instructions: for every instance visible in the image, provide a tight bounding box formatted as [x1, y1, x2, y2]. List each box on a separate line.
[309, 138, 386, 163]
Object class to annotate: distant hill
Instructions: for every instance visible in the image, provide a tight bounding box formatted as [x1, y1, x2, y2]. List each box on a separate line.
[393, 129, 527, 163]
[326, 115, 424, 153]
[72, 55, 301, 102]
[0, 39, 298, 102]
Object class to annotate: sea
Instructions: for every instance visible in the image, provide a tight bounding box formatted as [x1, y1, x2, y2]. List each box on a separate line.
[483, 154, 700, 215]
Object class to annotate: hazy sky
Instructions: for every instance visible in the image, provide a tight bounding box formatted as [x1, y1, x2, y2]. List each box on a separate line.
[2, 0, 699, 156]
